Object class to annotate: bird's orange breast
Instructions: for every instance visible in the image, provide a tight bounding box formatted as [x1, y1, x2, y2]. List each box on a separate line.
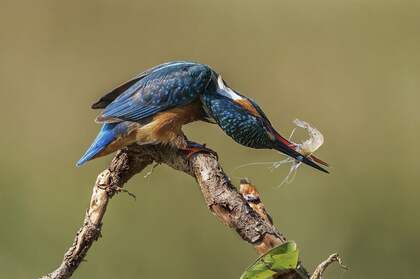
[136, 100, 205, 144]
[96, 101, 205, 158]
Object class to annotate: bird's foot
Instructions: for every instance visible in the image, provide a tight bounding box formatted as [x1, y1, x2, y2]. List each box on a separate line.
[181, 141, 218, 160]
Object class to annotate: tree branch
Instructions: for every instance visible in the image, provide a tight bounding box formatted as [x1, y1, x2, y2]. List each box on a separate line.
[39, 143, 312, 279]
[39, 149, 154, 279]
[310, 253, 348, 279]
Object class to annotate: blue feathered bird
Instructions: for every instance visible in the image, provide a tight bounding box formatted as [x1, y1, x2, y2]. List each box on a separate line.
[77, 61, 216, 166]
[77, 61, 328, 173]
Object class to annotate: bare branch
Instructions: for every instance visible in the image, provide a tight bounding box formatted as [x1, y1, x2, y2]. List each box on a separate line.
[39, 149, 153, 279]
[310, 253, 348, 279]
[39, 143, 311, 279]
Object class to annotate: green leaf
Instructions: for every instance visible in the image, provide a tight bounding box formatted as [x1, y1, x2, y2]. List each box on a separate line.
[240, 241, 299, 279]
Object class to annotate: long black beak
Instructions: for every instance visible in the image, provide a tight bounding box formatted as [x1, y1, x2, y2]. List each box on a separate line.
[274, 141, 329, 174]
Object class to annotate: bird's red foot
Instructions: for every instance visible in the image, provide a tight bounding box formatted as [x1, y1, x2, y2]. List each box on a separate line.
[181, 142, 218, 160]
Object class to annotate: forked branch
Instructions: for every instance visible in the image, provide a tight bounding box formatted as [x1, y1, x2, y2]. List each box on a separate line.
[39, 143, 341, 279]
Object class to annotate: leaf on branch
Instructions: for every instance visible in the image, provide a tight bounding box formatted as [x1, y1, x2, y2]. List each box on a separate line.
[240, 241, 299, 279]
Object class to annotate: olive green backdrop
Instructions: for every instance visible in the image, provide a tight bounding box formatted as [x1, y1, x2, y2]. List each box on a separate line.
[1, 0, 419, 278]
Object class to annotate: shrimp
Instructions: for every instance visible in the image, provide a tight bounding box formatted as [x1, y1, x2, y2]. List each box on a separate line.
[273, 119, 325, 186]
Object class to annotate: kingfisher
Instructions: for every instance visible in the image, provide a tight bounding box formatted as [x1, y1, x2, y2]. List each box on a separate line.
[77, 61, 328, 173]
[76, 61, 216, 166]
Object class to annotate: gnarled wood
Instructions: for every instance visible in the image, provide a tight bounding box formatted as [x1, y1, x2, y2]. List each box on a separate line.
[39, 143, 313, 279]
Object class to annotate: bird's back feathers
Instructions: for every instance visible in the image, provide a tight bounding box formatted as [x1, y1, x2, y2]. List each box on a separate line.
[94, 62, 214, 123]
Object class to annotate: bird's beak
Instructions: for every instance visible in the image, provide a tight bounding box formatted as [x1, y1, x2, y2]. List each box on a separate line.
[273, 133, 329, 174]
[308, 154, 329, 167]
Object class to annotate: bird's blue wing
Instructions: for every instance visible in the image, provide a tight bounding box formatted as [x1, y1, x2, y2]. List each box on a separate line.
[95, 62, 213, 123]
[91, 61, 197, 109]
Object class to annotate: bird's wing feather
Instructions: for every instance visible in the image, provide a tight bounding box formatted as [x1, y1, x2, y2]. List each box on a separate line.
[91, 78, 143, 109]
[95, 62, 211, 123]
[91, 61, 196, 109]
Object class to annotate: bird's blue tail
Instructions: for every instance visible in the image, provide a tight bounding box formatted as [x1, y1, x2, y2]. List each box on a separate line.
[76, 123, 118, 167]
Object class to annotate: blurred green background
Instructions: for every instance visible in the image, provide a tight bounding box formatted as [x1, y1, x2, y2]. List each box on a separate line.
[1, 0, 419, 278]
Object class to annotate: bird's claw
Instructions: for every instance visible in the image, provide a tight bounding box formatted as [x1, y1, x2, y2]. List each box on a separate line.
[182, 142, 218, 160]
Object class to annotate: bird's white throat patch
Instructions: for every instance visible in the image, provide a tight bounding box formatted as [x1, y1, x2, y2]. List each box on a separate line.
[217, 75, 243, 101]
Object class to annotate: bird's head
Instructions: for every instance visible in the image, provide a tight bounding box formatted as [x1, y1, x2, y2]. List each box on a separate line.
[210, 75, 329, 174]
